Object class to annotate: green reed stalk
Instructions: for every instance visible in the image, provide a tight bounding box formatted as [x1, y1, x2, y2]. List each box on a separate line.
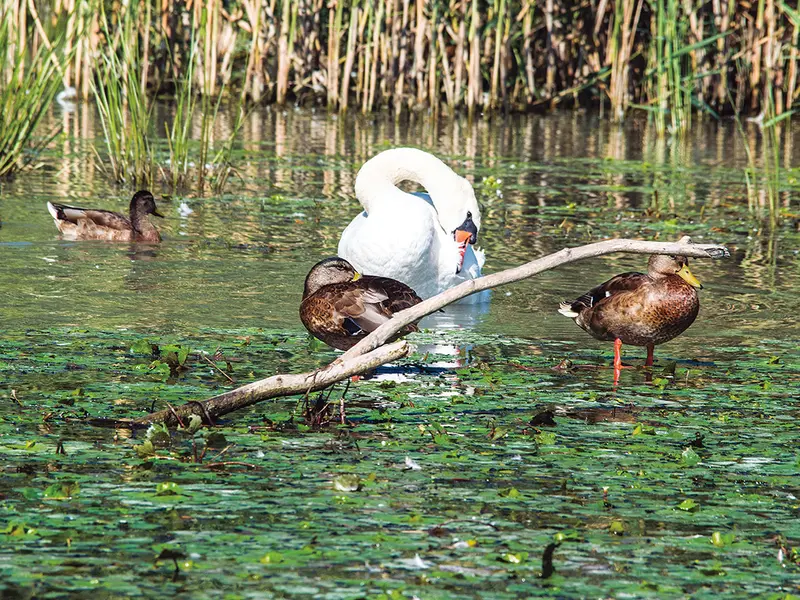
[166, 23, 198, 191]
[654, 0, 667, 134]
[0, 17, 67, 178]
[327, 0, 343, 108]
[339, 0, 359, 111]
[276, 0, 292, 104]
[761, 88, 781, 227]
[489, 0, 506, 109]
[521, 0, 535, 103]
[92, 4, 154, 185]
[4, 0, 800, 123]
[210, 100, 247, 195]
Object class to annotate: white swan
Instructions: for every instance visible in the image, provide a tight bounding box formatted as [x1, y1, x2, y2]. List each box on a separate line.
[337, 148, 487, 303]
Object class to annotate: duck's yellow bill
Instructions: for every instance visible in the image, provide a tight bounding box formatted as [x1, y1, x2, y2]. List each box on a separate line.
[352, 272, 362, 281]
[677, 264, 702, 289]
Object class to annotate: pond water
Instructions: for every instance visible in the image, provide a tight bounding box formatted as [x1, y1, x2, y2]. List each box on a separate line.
[1, 106, 799, 598]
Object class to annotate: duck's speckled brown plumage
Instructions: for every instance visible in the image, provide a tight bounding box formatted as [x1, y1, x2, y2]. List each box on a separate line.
[560, 254, 700, 348]
[300, 258, 422, 350]
[47, 190, 163, 242]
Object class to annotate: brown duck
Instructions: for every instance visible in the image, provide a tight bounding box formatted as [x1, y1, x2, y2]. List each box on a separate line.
[300, 257, 423, 350]
[46, 190, 164, 242]
[558, 254, 702, 384]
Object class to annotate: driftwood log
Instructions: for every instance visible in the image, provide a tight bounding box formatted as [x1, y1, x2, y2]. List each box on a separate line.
[132, 236, 729, 427]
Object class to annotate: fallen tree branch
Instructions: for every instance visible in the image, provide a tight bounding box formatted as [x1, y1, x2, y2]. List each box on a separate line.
[339, 236, 729, 361]
[132, 340, 410, 426]
[131, 235, 728, 427]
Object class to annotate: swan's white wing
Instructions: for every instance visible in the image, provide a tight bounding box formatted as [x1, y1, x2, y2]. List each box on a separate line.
[337, 210, 368, 264]
[338, 200, 441, 298]
[337, 173, 488, 302]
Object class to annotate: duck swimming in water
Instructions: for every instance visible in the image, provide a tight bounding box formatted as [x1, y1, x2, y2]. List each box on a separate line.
[47, 190, 164, 242]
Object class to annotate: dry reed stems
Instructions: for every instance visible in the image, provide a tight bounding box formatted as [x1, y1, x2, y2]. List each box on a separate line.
[2, 0, 799, 123]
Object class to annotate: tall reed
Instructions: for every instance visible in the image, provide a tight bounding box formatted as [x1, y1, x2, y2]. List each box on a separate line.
[91, 4, 154, 185]
[4, 1, 800, 122]
[0, 9, 68, 179]
[166, 25, 199, 191]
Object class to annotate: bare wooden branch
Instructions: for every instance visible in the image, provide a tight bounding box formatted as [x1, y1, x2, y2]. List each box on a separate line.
[131, 235, 727, 427]
[339, 236, 729, 361]
[133, 340, 410, 426]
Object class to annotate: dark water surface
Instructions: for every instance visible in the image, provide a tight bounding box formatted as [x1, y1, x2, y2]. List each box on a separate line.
[1, 107, 799, 598]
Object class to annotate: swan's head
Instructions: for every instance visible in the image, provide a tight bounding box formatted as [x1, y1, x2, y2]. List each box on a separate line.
[303, 257, 361, 298]
[436, 177, 481, 273]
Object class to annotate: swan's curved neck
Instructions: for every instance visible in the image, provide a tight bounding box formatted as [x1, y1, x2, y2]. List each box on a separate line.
[354, 148, 462, 216]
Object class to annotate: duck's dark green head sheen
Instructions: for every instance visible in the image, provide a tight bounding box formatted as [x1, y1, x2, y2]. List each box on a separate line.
[303, 257, 359, 298]
[130, 190, 164, 218]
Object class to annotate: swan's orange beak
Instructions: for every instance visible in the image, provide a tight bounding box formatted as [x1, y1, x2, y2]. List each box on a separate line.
[454, 229, 471, 274]
[453, 212, 478, 274]
[454, 229, 473, 245]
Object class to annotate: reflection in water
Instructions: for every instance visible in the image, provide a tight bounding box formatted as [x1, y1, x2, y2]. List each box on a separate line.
[125, 245, 160, 262]
[0, 106, 797, 346]
[123, 245, 162, 294]
[419, 298, 491, 331]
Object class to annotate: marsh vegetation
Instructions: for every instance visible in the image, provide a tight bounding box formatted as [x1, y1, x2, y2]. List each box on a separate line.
[3, 0, 799, 116]
[0, 1, 799, 594]
[2, 109, 799, 596]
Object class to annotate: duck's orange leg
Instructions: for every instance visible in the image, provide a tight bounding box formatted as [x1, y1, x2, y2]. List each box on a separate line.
[645, 344, 654, 368]
[613, 338, 623, 386]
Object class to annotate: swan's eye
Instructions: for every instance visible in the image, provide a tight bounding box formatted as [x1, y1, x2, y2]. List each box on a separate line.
[466, 211, 472, 219]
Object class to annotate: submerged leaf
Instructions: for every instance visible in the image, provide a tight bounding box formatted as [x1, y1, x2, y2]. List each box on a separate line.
[134, 439, 156, 458]
[499, 552, 528, 564]
[260, 552, 284, 564]
[155, 482, 185, 496]
[43, 481, 80, 500]
[677, 499, 699, 512]
[609, 519, 625, 535]
[680, 447, 701, 467]
[332, 474, 361, 492]
[710, 531, 735, 548]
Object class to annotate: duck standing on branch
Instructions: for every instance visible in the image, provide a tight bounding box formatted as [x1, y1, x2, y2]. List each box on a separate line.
[300, 257, 423, 351]
[558, 254, 702, 385]
[338, 148, 486, 302]
[46, 190, 164, 242]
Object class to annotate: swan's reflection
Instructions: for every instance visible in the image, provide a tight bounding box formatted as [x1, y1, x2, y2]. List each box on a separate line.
[368, 294, 491, 382]
[417, 293, 490, 369]
[419, 293, 491, 330]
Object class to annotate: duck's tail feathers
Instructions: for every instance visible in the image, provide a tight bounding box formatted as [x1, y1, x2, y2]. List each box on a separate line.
[558, 302, 580, 318]
[47, 201, 61, 221]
